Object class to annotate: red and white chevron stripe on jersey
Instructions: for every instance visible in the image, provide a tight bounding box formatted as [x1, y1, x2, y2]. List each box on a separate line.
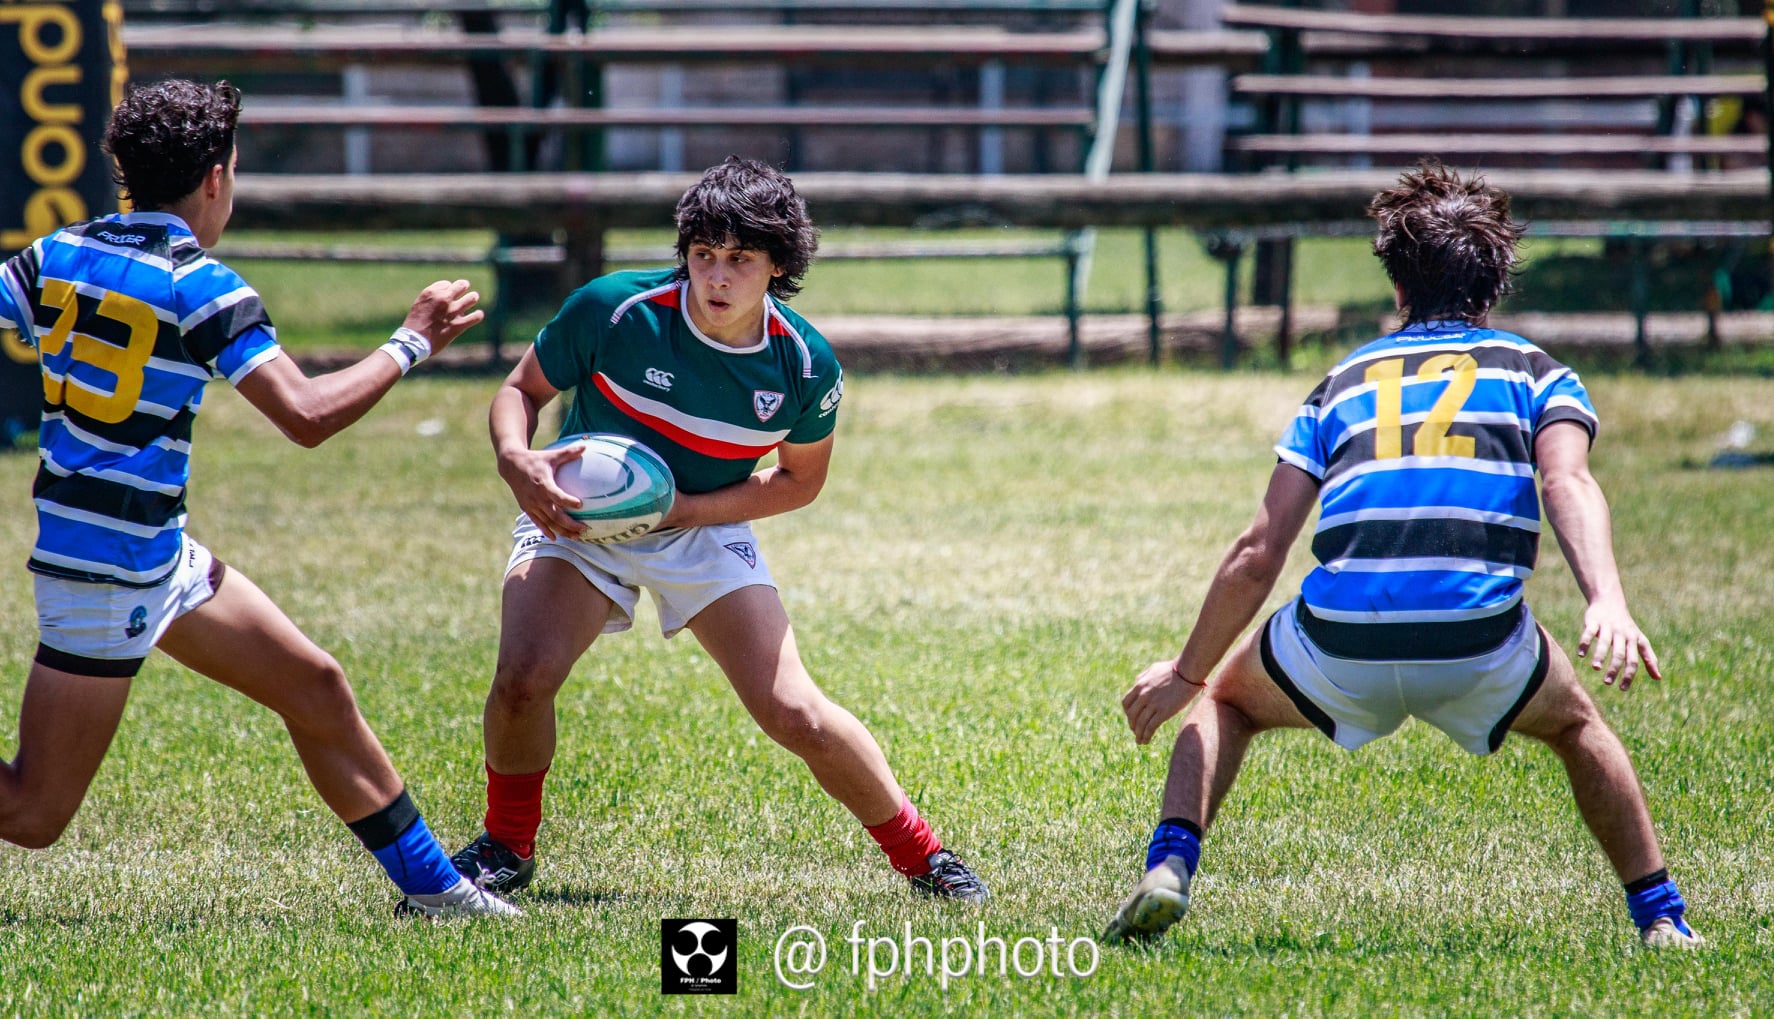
[607, 279, 682, 324]
[594, 372, 790, 459]
[764, 298, 815, 378]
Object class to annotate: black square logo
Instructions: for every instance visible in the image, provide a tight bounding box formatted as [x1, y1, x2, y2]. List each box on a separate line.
[661, 918, 737, 994]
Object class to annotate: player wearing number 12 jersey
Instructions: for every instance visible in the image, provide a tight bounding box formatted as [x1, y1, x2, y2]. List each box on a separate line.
[1104, 162, 1698, 949]
[0, 79, 516, 919]
[450, 157, 987, 902]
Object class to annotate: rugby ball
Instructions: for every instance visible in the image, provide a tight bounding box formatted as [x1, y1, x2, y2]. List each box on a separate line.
[548, 433, 676, 543]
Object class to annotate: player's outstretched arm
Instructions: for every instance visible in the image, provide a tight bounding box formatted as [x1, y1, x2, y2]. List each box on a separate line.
[236, 279, 482, 448]
[489, 348, 588, 540]
[659, 433, 833, 530]
[1536, 420, 1662, 690]
[1123, 463, 1318, 744]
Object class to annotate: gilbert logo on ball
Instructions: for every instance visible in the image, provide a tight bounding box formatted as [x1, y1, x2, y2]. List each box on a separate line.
[548, 433, 676, 543]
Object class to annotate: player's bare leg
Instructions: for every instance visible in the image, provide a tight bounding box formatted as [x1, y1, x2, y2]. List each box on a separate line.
[1107, 627, 1313, 943]
[1159, 627, 1316, 827]
[0, 665, 133, 848]
[1507, 628, 1696, 946]
[454, 556, 611, 895]
[482, 557, 611, 776]
[689, 584, 901, 825]
[691, 583, 988, 900]
[159, 568, 519, 917]
[1507, 629, 1663, 881]
[158, 569, 401, 822]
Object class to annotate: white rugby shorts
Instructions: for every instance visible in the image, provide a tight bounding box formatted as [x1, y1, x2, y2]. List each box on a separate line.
[34, 535, 224, 678]
[506, 514, 775, 638]
[1260, 597, 1549, 756]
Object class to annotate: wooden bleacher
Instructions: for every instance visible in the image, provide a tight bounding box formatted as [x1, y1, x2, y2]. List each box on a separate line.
[116, 0, 1270, 361]
[1205, 4, 1771, 365]
[107, 2, 1774, 368]
[225, 169, 1771, 241]
[121, 21, 1265, 166]
[1218, 5, 1767, 172]
[1219, 5, 1764, 50]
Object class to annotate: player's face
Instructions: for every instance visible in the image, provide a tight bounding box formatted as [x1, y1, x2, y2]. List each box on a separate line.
[683, 238, 782, 346]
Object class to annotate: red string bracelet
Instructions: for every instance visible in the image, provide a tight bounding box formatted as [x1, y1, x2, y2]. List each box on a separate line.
[1170, 661, 1206, 688]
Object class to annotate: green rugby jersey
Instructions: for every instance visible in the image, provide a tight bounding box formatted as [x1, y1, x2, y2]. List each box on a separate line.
[533, 269, 843, 494]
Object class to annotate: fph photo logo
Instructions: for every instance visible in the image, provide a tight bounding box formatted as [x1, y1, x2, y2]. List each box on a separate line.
[661, 918, 737, 994]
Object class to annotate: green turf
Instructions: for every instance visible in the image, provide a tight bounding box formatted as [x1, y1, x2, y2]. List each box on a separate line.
[0, 370, 1768, 1016]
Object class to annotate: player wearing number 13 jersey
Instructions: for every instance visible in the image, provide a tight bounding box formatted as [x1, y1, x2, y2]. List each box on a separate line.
[3, 213, 278, 587]
[450, 157, 988, 903]
[0, 79, 517, 919]
[1106, 162, 1698, 950]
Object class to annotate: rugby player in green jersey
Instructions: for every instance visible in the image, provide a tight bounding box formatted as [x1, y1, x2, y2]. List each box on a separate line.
[450, 158, 988, 903]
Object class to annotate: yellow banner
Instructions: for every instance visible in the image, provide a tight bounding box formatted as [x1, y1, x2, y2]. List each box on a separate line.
[1, 1, 124, 255]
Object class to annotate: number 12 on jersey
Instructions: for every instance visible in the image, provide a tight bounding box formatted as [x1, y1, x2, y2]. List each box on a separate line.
[1364, 353, 1478, 460]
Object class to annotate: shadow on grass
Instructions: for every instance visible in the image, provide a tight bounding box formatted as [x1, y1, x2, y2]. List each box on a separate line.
[524, 884, 628, 909]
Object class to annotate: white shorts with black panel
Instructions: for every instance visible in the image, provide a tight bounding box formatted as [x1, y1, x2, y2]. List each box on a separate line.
[506, 514, 775, 638]
[33, 535, 225, 678]
[1260, 597, 1548, 756]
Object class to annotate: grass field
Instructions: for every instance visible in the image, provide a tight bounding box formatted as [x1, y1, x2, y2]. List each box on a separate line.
[0, 367, 1769, 1017]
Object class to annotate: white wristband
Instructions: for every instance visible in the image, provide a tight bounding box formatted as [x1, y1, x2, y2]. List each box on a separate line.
[378, 327, 432, 376]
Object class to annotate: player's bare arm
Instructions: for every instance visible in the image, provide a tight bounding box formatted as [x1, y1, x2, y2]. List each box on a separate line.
[235, 279, 481, 448]
[1536, 419, 1662, 690]
[488, 347, 589, 540]
[1123, 463, 1318, 745]
[659, 433, 833, 530]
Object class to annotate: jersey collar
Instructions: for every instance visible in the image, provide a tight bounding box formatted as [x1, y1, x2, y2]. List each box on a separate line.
[681, 281, 772, 355]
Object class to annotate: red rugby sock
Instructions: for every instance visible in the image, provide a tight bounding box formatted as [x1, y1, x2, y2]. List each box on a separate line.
[483, 763, 549, 859]
[865, 794, 942, 877]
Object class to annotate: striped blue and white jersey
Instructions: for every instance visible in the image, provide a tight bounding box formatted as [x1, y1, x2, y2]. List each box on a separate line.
[0, 213, 282, 587]
[1274, 321, 1597, 643]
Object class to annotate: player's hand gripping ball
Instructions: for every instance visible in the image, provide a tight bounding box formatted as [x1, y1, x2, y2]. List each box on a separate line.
[548, 433, 676, 543]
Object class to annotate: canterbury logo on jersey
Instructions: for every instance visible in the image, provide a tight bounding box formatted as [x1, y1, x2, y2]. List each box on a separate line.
[644, 367, 674, 390]
[818, 373, 843, 416]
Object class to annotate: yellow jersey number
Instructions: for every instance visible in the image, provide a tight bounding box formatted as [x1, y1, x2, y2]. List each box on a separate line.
[1363, 353, 1478, 460]
[37, 279, 158, 425]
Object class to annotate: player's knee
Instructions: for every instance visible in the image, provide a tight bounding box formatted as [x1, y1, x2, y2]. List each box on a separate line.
[756, 697, 828, 755]
[488, 656, 569, 714]
[280, 655, 362, 735]
[0, 804, 74, 850]
[1534, 704, 1604, 757]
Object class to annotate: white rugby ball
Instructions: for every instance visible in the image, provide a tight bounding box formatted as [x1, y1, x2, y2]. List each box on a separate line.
[548, 433, 676, 543]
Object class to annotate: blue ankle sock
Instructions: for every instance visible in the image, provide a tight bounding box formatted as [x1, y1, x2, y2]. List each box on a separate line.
[1624, 868, 1690, 933]
[1144, 817, 1202, 876]
[347, 790, 462, 897]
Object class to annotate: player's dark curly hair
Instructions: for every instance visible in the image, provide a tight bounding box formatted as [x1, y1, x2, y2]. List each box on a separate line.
[103, 79, 241, 211]
[1368, 161, 1524, 327]
[673, 156, 818, 300]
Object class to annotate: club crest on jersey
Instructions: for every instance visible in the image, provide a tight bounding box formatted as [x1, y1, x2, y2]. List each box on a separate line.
[753, 390, 785, 423]
[724, 541, 758, 569]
